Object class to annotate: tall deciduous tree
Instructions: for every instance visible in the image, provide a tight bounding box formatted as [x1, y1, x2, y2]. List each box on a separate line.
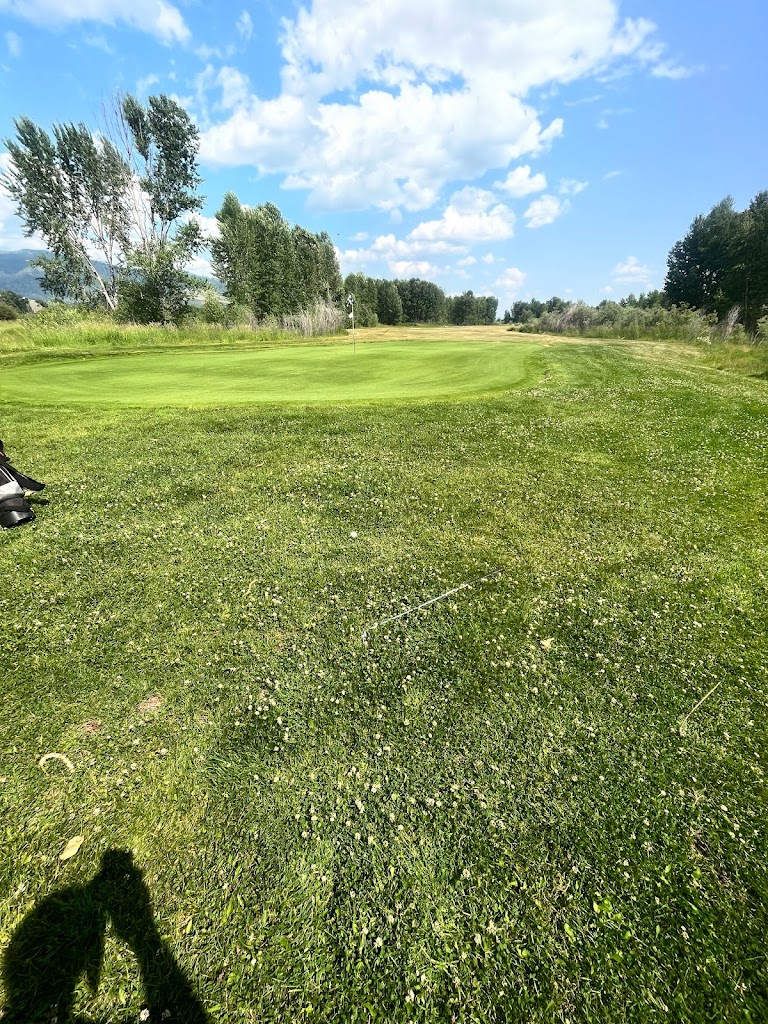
[115, 93, 204, 322]
[3, 118, 131, 308]
[211, 194, 342, 319]
[375, 279, 403, 325]
[394, 278, 446, 323]
[664, 198, 744, 320]
[664, 193, 768, 333]
[2, 93, 204, 321]
[741, 191, 768, 334]
[344, 272, 378, 327]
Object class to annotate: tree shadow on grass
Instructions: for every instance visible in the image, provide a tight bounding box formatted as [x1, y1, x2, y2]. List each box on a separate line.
[2, 849, 209, 1024]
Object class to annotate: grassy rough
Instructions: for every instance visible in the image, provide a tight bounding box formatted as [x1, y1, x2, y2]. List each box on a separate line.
[1, 335, 767, 1022]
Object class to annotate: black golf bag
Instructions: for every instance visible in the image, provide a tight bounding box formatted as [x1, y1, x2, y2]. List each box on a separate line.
[0, 440, 45, 529]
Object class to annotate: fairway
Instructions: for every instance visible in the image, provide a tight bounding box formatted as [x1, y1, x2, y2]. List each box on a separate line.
[0, 339, 540, 405]
[2, 329, 768, 1023]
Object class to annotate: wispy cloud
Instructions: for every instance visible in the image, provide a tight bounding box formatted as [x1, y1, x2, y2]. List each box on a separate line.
[83, 32, 115, 54]
[612, 256, 651, 284]
[2, 0, 191, 45]
[136, 72, 160, 95]
[494, 165, 547, 198]
[5, 31, 21, 58]
[559, 178, 588, 196]
[652, 61, 705, 80]
[237, 10, 253, 41]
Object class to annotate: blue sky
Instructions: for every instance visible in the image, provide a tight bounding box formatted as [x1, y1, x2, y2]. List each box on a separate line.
[0, 0, 764, 310]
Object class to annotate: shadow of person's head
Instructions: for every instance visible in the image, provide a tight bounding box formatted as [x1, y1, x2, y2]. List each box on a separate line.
[2, 848, 208, 1023]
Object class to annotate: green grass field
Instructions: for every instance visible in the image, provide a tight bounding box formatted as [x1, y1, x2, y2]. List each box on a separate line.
[1, 327, 767, 1023]
[1, 338, 540, 405]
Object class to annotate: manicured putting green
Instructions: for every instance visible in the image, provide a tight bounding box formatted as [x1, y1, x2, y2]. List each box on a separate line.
[2, 340, 540, 405]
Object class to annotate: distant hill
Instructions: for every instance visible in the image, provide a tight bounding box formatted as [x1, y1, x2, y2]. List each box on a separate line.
[0, 249, 222, 302]
[0, 249, 47, 300]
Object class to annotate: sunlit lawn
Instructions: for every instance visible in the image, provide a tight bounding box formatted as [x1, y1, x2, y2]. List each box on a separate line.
[1, 329, 767, 1022]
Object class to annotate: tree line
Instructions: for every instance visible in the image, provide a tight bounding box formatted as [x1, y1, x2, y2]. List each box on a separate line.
[664, 192, 767, 335]
[503, 192, 767, 341]
[2, 95, 500, 328]
[0, 289, 32, 320]
[2, 96, 346, 326]
[4, 94, 762, 337]
[344, 273, 498, 327]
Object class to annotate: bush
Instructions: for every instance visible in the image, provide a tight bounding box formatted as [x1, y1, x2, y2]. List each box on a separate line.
[196, 287, 250, 328]
[28, 302, 107, 330]
[510, 301, 719, 342]
[0, 301, 19, 321]
[0, 290, 30, 314]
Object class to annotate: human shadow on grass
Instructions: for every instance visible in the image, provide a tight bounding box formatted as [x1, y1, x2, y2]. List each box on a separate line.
[2, 848, 208, 1024]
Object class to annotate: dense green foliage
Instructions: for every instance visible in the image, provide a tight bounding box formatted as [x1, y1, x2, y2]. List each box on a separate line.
[1, 333, 767, 1022]
[211, 194, 342, 320]
[344, 273, 498, 326]
[0, 289, 31, 314]
[503, 189, 768, 340]
[506, 292, 718, 341]
[0, 301, 19, 320]
[2, 94, 204, 322]
[396, 278, 447, 324]
[665, 192, 768, 334]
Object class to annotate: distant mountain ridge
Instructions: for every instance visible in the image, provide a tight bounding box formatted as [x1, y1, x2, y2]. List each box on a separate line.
[0, 249, 47, 300]
[0, 249, 221, 302]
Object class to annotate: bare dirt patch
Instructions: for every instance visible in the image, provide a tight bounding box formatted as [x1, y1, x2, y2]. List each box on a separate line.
[138, 695, 164, 715]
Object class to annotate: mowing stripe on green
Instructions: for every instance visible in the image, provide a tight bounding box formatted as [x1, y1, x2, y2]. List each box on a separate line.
[0, 340, 541, 406]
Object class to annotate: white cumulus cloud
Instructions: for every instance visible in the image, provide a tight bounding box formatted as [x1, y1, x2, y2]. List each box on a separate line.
[524, 194, 566, 228]
[409, 187, 515, 244]
[496, 266, 527, 297]
[0, 0, 190, 44]
[612, 256, 651, 283]
[390, 260, 440, 278]
[198, 0, 675, 211]
[494, 165, 547, 198]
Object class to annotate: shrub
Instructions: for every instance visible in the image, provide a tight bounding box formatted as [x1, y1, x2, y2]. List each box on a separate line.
[28, 302, 107, 329]
[0, 290, 30, 314]
[0, 301, 19, 321]
[195, 287, 250, 328]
